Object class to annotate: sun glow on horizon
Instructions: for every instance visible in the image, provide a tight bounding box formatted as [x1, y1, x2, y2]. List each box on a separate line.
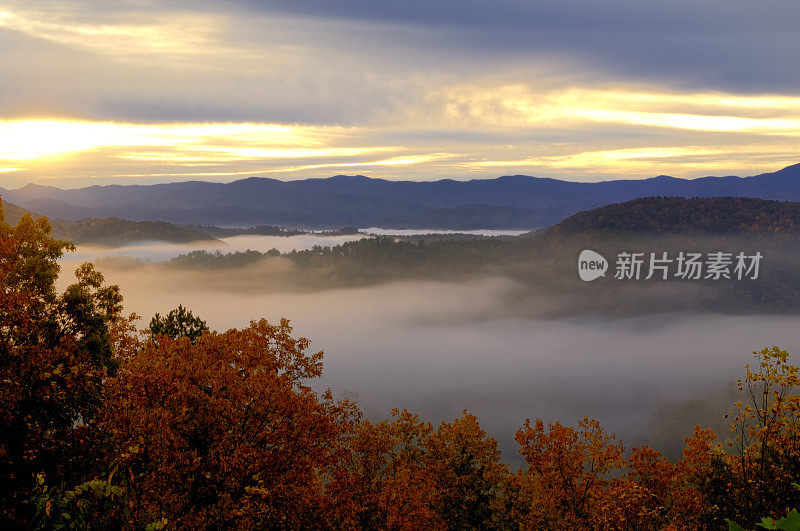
[2, 82, 800, 186]
[0, 119, 374, 161]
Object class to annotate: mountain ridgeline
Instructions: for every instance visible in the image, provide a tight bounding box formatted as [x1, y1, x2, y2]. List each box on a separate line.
[6, 162, 800, 228]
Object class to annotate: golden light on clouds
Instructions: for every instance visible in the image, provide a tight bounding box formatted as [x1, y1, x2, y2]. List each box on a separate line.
[119, 147, 396, 163]
[465, 145, 799, 174]
[2, 0, 800, 188]
[433, 84, 800, 134]
[261, 154, 458, 174]
[2, 82, 800, 185]
[112, 154, 457, 178]
[0, 8, 220, 59]
[0, 120, 377, 161]
[568, 109, 800, 135]
[0, 119, 452, 181]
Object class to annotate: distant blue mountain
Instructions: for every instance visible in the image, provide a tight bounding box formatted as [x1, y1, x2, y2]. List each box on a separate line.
[3, 163, 800, 229]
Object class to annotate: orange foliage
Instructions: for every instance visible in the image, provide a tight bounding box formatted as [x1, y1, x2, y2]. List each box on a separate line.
[329, 409, 436, 529]
[101, 318, 358, 529]
[512, 416, 625, 528]
[329, 410, 509, 530]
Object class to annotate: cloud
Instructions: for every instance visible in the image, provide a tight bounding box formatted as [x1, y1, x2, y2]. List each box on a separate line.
[2, 0, 800, 186]
[0, 7, 222, 60]
[224, 0, 800, 91]
[0, 119, 396, 161]
[4, 80, 800, 186]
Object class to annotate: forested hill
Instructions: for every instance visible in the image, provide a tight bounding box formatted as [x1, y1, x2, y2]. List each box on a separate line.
[0, 201, 37, 225]
[50, 218, 219, 246]
[0, 199, 218, 245]
[549, 197, 800, 235]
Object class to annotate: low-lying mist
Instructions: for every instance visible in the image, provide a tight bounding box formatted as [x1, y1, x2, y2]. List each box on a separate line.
[57, 240, 800, 465]
[71, 233, 369, 263]
[71, 230, 527, 264]
[363, 228, 530, 237]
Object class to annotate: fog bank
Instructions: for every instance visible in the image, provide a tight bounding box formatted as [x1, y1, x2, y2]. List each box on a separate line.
[70, 234, 369, 263]
[57, 253, 800, 463]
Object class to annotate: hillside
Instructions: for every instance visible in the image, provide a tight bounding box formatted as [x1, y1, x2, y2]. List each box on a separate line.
[0, 201, 37, 225]
[5, 163, 800, 228]
[50, 218, 218, 246]
[550, 196, 800, 235]
[0, 198, 217, 245]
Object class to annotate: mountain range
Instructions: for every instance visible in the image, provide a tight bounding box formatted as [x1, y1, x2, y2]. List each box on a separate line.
[4, 163, 800, 229]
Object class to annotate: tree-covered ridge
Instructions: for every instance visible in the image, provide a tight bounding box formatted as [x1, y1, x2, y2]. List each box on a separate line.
[48, 218, 219, 246]
[0, 201, 38, 225]
[0, 198, 222, 246]
[551, 196, 800, 235]
[160, 228, 800, 317]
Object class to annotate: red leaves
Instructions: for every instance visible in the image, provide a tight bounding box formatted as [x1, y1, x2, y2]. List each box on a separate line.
[101, 320, 357, 529]
[512, 416, 625, 528]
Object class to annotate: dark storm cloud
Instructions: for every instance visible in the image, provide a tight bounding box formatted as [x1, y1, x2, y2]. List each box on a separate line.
[5, 0, 798, 120]
[229, 0, 787, 32]
[220, 0, 800, 92]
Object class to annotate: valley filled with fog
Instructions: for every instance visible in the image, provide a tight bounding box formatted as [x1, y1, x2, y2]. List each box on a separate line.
[57, 235, 800, 464]
[70, 229, 526, 263]
[70, 234, 369, 263]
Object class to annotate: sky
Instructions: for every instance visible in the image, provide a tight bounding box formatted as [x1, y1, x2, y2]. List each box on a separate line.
[2, 0, 800, 187]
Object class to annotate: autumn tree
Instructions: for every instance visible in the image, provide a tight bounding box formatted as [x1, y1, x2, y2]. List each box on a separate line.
[101, 318, 358, 529]
[512, 416, 625, 528]
[0, 200, 123, 526]
[329, 409, 437, 529]
[594, 431, 715, 530]
[329, 409, 509, 530]
[425, 412, 509, 529]
[701, 347, 800, 527]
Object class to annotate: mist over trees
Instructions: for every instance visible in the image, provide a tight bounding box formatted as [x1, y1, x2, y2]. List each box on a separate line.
[4, 200, 800, 529]
[157, 230, 800, 317]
